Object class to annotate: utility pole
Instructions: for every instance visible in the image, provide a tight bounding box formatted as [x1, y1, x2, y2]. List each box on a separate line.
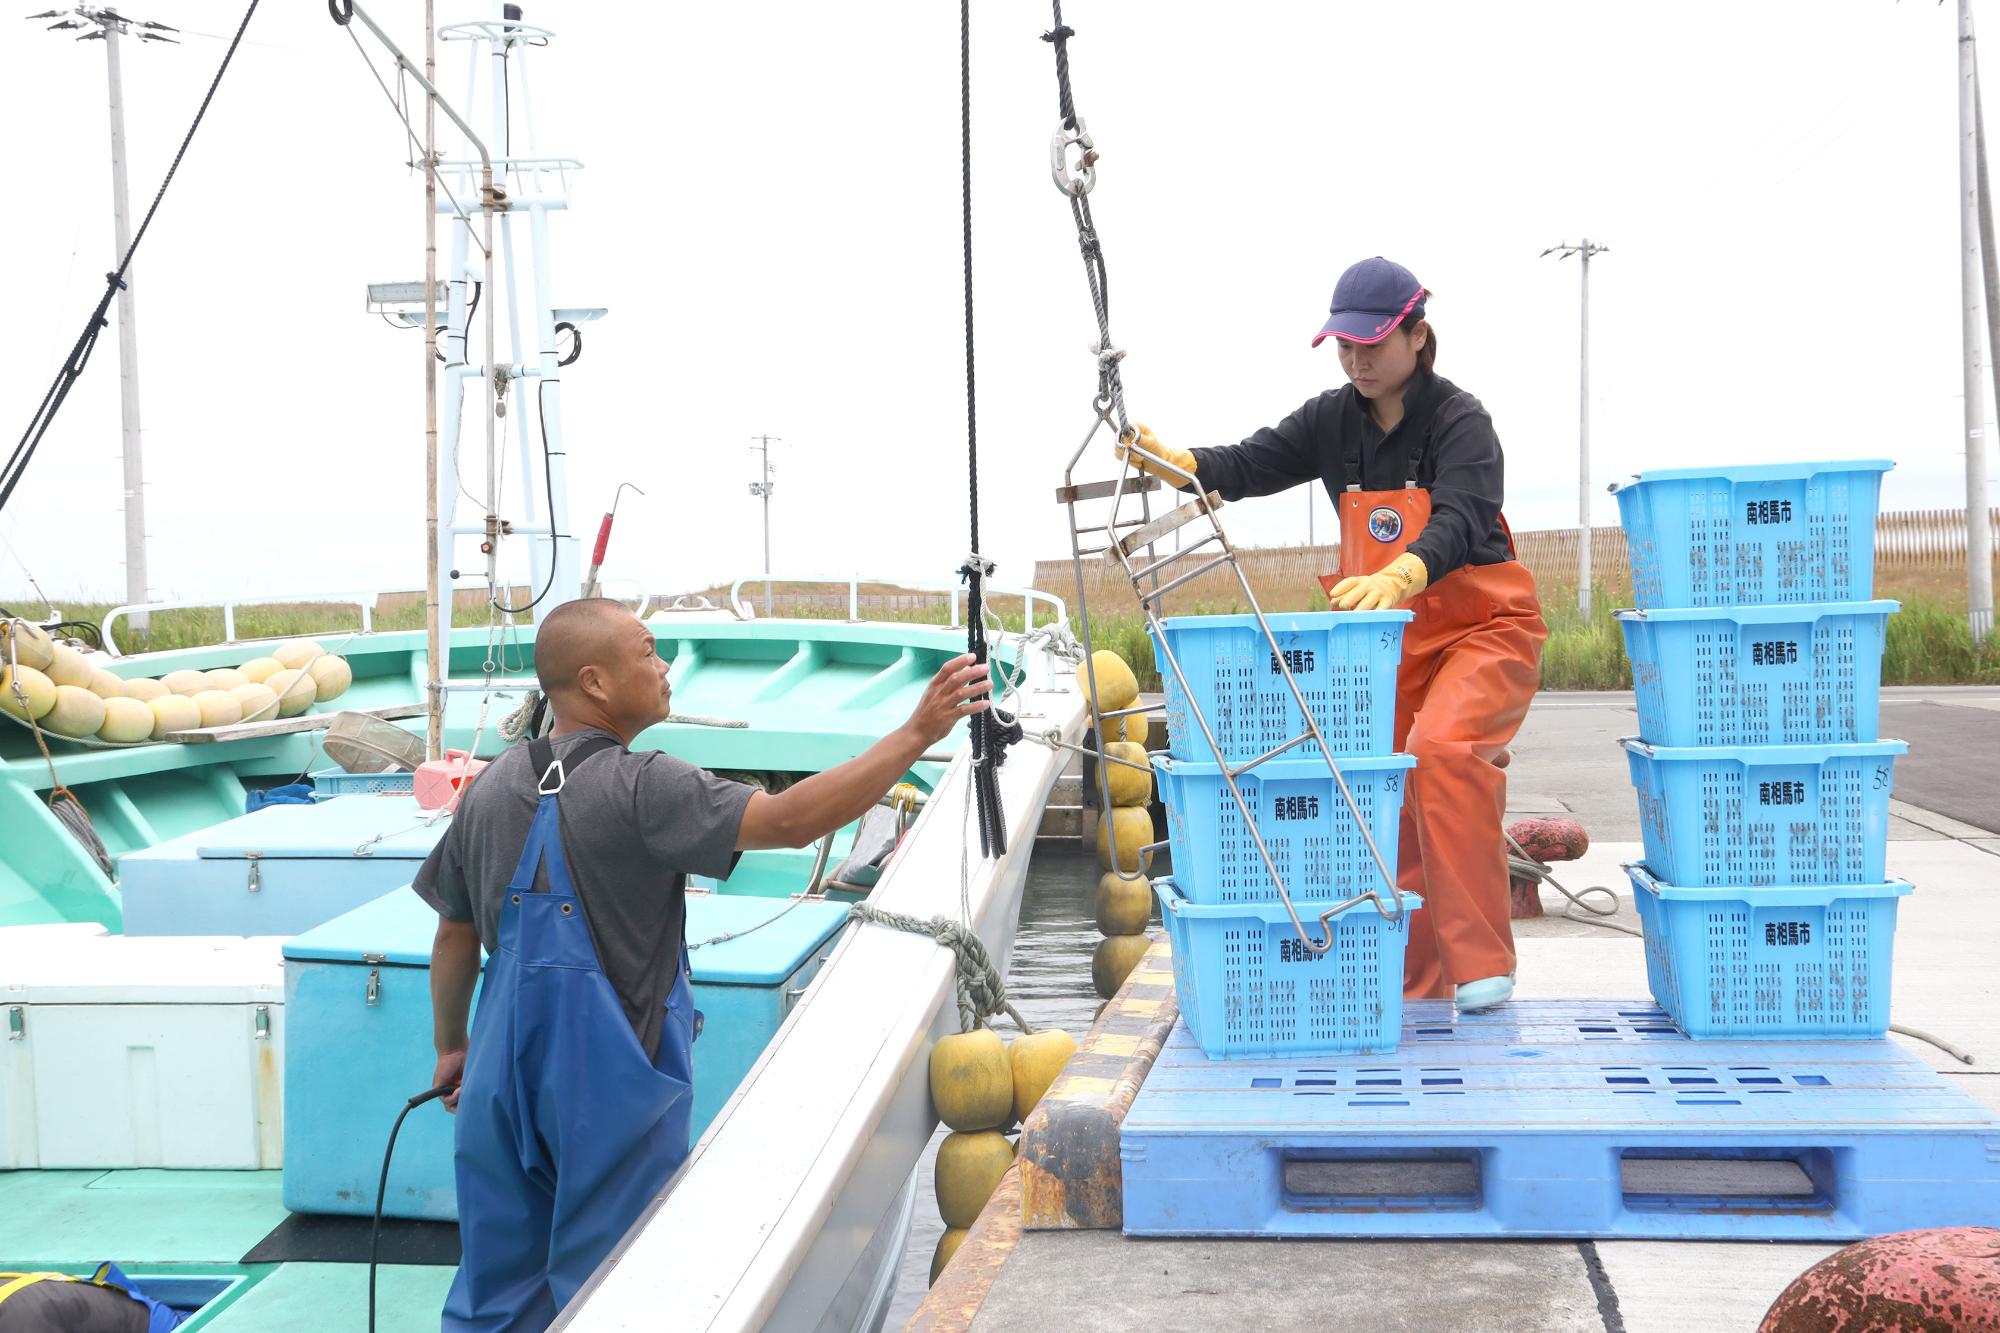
[748, 435, 781, 617]
[28, 6, 178, 628]
[1960, 0, 1995, 643]
[1542, 238, 1610, 618]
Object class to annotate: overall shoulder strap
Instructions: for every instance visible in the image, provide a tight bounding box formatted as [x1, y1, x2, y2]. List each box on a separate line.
[1409, 389, 1471, 487]
[527, 732, 623, 796]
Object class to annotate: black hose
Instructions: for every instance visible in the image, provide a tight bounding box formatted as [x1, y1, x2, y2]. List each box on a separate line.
[370, 1081, 458, 1333]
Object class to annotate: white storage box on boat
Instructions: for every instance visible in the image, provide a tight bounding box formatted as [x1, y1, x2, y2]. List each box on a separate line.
[0, 926, 285, 1170]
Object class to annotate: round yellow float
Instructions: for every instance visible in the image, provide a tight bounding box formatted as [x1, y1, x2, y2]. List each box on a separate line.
[192, 690, 243, 729]
[45, 644, 92, 689]
[204, 668, 248, 692]
[0, 621, 54, 673]
[0, 664, 56, 722]
[161, 669, 209, 697]
[1009, 1028, 1077, 1124]
[265, 669, 317, 718]
[934, 1129, 1014, 1230]
[121, 677, 169, 703]
[230, 682, 279, 723]
[97, 696, 155, 743]
[929, 1228, 968, 1285]
[239, 656, 284, 685]
[44, 685, 107, 739]
[306, 654, 352, 703]
[1095, 871, 1153, 936]
[928, 1027, 1013, 1132]
[1076, 649, 1137, 714]
[272, 638, 326, 671]
[1092, 933, 1152, 1000]
[1101, 740, 1152, 807]
[147, 694, 201, 741]
[1095, 805, 1152, 874]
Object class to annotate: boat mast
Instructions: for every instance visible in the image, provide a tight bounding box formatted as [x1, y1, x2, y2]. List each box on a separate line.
[425, 0, 442, 758]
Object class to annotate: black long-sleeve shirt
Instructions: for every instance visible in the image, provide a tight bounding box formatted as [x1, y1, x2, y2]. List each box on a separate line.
[1188, 369, 1513, 580]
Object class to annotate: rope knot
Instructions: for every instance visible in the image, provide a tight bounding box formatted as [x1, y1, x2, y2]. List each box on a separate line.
[1040, 24, 1074, 44]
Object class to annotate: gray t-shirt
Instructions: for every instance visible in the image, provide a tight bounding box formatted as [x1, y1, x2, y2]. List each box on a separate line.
[412, 728, 755, 1059]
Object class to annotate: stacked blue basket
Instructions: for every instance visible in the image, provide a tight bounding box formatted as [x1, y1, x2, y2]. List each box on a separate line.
[1611, 460, 1913, 1039]
[1146, 610, 1421, 1059]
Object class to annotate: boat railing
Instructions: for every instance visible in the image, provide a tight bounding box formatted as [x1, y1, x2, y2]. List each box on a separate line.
[724, 574, 1067, 632]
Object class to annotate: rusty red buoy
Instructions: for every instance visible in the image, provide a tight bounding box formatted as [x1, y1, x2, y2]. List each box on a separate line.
[1759, 1227, 2000, 1332]
[1506, 816, 1589, 919]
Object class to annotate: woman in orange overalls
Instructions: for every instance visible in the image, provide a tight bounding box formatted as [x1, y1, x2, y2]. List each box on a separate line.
[1119, 256, 1547, 1012]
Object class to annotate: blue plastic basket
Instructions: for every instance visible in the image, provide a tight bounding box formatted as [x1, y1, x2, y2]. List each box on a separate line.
[1627, 863, 1911, 1040]
[310, 767, 415, 797]
[1150, 610, 1410, 763]
[1622, 738, 1906, 887]
[1152, 752, 1415, 905]
[1617, 601, 1897, 747]
[1612, 459, 1891, 609]
[1154, 877, 1421, 1059]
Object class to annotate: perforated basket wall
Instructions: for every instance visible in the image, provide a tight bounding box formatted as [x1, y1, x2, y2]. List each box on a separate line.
[1628, 864, 1910, 1040]
[1155, 877, 1420, 1059]
[1617, 602, 1895, 747]
[1612, 460, 1889, 609]
[1623, 739, 1904, 887]
[1151, 610, 1409, 763]
[1152, 752, 1414, 906]
[310, 768, 415, 796]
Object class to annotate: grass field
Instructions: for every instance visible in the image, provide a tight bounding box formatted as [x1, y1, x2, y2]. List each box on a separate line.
[9, 564, 2000, 690]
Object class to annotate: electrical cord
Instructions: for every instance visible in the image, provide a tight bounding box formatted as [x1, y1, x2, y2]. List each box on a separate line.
[370, 1080, 458, 1333]
[489, 378, 564, 615]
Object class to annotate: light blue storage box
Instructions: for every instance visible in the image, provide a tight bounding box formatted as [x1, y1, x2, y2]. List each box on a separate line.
[119, 795, 447, 937]
[1612, 459, 1891, 608]
[282, 886, 849, 1220]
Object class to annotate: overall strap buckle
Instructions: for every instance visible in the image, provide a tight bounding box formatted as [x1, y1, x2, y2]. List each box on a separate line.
[528, 736, 564, 795]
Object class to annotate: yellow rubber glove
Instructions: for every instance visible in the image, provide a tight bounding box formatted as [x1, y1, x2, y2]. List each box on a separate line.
[1115, 423, 1196, 489]
[1327, 551, 1429, 611]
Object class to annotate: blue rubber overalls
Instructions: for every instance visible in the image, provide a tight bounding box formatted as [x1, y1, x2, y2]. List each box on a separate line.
[443, 735, 699, 1333]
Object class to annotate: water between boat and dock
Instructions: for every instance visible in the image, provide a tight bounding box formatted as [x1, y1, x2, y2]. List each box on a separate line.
[886, 841, 1107, 1326]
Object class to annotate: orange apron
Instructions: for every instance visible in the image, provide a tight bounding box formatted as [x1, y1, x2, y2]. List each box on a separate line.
[1321, 481, 1548, 999]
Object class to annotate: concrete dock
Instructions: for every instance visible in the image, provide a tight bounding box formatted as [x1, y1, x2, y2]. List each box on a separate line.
[912, 686, 2000, 1333]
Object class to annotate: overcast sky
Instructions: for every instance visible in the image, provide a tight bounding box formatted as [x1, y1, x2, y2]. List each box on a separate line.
[1, 1, 1992, 611]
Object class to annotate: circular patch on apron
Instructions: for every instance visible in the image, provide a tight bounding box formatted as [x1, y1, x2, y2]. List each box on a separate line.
[1367, 506, 1403, 543]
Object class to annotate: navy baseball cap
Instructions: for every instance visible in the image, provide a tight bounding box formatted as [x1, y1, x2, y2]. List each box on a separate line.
[1311, 256, 1427, 347]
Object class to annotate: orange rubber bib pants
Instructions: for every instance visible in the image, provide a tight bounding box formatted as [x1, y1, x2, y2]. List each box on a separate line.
[1329, 483, 1547, 998]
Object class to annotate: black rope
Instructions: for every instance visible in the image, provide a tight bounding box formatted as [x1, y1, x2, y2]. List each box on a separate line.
[960, 0, 1014, 859]
[2, 0, 264, 515]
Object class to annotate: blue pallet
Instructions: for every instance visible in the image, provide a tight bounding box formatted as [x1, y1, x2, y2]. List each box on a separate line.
[1617, 601, 1897, 747]
[1120, 998, 2000, 1239]
[1612, 459, 1891, 608]
[1622, 738, 1906, 887]
[1154, 877, 1420, 1060]
[1630, 864, 1911, 1040]
[1151, 610, 1410, 763]
[1151, 752, 1415, 905]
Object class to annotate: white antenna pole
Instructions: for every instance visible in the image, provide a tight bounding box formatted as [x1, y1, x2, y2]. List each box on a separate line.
[103, 16, 150, 631]
[750, 435, 781, 616]
[424, 0, 443, 758]
[1542, 238, 1609, 618]
[1960, 0, 1995, 643]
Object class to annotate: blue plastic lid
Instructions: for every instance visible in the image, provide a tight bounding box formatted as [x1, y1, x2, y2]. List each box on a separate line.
[1619, 737, 1907, 765]
[286, 885, 850, 986]
[1612, 600, 1899, 626]
[1623, 861, 1914, 903]
[1611, 459, 1893, 491]
[1154, 609, 1412, 633]
[183, 795, 445, 861]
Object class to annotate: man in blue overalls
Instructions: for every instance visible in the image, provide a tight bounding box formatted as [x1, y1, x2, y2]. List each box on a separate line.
[415, 598, 992, 1332]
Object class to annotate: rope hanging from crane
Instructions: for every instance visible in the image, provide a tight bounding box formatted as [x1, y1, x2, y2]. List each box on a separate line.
[958, 0, 1021, 860]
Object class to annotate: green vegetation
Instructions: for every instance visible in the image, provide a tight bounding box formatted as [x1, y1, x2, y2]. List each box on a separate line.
[1881, 595, 2000, 684]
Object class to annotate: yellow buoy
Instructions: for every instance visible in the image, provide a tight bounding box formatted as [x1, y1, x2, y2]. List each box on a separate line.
[272, 638, 326, 671]
[0, 620, 54, 673]
[266, 669, 317, 718]
[1092, 933, 1153, 1000]
[1076, 650, 1138, 714]
[121, 677, 169, 703]
[192, 690, 244, 729]
[934, 1129, 1015, 1230]
[1009, 1028, 1078, 1123]
[84, 668, 126, 700]
[161, 669, 209, 697]
[1102, 740, 1153, 807]
[306, 654, 352, 703]
[230, 682, 280, 723]
[1095, 805, 1152, 874]
[45, 643, 92, 689]
[1095, 871, 1153, 936]
[239, 656, 284, 685]
[928, 1027, 1013, 1132]
[0, 664, 57, 722]
[44, 684, 108, 739]
[147, 694, 201, 741]
[1109, 709, 1150, 747]
[97, 696, 155, 743]
[204, 667, 248, 693]
[929, 1228, 969, 1285]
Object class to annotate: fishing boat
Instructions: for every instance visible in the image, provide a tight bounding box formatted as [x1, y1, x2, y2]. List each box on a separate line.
[0, 4, 1089, 1328]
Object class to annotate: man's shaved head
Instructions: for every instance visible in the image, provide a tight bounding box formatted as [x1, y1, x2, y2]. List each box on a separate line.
[534, 597, 637, 697]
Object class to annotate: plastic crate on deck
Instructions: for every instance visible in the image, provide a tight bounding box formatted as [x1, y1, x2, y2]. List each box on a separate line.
[1627, 863, 1911, 1040]
[309, 768, 415, 797]
[1616, 601, 1897, 746]
[1154, 877, 1421, 1059]
[1622, 738, 1905, 887]
[1152, 752, 1415, 905]
[1612, 459, 1891, 608]
[1150, 610, 1410, 763]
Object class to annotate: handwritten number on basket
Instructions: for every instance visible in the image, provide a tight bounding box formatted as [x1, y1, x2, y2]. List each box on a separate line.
[1872, 766, 1889, 791]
